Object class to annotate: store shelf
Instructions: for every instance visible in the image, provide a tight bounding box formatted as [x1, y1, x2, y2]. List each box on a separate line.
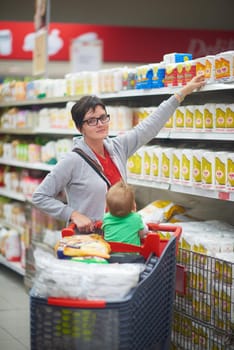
[0, 96, 73, 108]
[0, 254, 25, 276]
[0, 219, 25, 234]
[0, 127, 232, 141]
[167, 130, 234, 141]
[128, 177, 170, 190]
[0, 127, 78, 135]
[0, 78, 233, 282]
[128, 177, 234, 202]
[1, 82, 234, 108]
[0, 188, 26, 202]
[170, 184, 234, 202]
[0, 158, 54, 171]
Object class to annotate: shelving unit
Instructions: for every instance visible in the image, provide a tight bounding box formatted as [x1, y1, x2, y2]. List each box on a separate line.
[0, 81, 233, 350]
[0, 254, 24, 276]
[0, 218, 25, 276]
[0, 82, 233, 271]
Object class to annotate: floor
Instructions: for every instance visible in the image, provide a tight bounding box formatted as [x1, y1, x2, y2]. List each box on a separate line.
[0, 265, 30, 350]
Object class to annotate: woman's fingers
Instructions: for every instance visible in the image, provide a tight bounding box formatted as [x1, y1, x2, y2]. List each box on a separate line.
[70, 211, 95, 233]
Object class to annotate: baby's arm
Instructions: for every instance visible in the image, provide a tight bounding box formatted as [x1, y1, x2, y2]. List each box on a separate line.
[139, 222, 149, 238]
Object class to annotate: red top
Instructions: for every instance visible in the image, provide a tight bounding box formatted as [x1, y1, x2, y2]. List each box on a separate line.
[94, 148, 122, 186]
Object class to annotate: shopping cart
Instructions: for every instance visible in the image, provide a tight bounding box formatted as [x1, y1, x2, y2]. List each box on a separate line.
[30, 223, 182, 350]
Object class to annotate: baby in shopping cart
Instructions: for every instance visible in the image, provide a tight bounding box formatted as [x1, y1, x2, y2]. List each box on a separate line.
[102, 181, 148, 246]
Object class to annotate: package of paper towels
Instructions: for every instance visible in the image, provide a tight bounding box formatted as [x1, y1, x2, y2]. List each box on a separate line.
[33, 248, 145, 301]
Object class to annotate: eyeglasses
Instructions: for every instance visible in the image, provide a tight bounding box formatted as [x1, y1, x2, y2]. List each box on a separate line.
[82, 114, 110, 126]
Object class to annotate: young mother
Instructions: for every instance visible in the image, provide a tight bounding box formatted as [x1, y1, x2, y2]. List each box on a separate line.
[32, 74, 205, 232]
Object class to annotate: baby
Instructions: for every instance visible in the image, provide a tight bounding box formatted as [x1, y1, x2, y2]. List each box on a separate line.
[102, 180, 148, 246]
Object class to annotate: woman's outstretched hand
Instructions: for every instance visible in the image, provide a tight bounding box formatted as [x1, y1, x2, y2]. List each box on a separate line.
[179, 73, 206, 99]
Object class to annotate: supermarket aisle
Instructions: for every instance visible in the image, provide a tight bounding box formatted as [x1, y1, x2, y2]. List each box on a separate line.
[0, 265, 30, 350]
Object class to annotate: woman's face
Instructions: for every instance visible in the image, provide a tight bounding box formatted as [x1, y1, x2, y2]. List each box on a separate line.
[80, 105, 110, 141]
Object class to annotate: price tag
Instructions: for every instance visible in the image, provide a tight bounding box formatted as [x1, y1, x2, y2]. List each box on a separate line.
[218, 191, 230, 200]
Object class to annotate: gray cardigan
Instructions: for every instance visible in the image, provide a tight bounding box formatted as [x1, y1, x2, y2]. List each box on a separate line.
[32, 95, 179, 223]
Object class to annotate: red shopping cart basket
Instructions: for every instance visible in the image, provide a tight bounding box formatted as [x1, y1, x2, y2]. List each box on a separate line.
[62, 221, 186, 294]
[30, 224, 182, 350]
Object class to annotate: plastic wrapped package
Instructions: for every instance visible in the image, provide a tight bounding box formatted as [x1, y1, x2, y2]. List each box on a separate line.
[33, 248, 145, 301]
[138, 200, 186, 223]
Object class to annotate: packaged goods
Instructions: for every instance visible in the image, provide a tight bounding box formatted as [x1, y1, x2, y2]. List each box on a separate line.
[138, 200, 186, 224]
[55, 234, 111, 260]
[33, 247, 144, 300]
[163, 52, 193, 64]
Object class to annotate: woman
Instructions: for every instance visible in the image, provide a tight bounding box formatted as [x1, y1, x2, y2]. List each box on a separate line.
[32, 74, 206, 232]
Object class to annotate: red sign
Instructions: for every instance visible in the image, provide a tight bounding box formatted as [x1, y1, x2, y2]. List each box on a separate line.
[0, 21, 234, 63]
[218, 191, 230, 201]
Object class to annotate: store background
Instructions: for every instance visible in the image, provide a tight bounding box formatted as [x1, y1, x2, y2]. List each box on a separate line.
[0, 2, 233, 233]
[0, 2, 234, 349]
[1, 0, 234, 77]
[0, 1, 234, 225]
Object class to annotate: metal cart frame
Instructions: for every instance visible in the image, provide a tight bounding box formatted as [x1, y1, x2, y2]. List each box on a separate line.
[30, 224, 181, 350]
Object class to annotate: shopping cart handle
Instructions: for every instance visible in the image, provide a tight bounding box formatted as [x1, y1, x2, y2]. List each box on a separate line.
[147, 223, 182, 255]
[61, 220, 103, 237]
[62, 223, 76, 237]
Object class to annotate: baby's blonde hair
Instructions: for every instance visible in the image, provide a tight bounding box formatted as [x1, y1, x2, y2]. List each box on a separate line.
[106, 181, 135, 217]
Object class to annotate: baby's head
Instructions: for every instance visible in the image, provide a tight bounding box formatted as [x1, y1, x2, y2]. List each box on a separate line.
[106, 181, 136, 217]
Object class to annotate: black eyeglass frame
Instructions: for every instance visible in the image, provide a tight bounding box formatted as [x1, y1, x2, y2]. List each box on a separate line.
[82, 114, 110, 126]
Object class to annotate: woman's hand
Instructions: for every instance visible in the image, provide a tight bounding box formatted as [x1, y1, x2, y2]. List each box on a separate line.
[70, 211, 95, 232]
[175, 73, 206, 102]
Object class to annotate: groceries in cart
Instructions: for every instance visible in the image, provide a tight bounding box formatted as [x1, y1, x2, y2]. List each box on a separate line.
[33, 246, 145, 301]
[31, 223, 182, 350]
[33, 185, 183, 302]
[32, 222, 181, 301]
[55, 233, 111, 263]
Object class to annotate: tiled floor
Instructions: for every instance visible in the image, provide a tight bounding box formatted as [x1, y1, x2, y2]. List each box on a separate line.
[0, 265, 30, 350]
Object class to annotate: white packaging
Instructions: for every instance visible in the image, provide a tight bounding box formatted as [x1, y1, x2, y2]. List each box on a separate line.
[172, 149, 183, 183]
[185, 105, 195, 130]
[202, 151, 215, 189]
[226, 152, 234, 190]
[194, 105, 204, 130]
[215, 151, 227, 190]
[192, 149, 204, 186]
[215, 103, 227, 131]
[226, 103, 234, 131]
[181, 149, 193, 186]
[5, 230, 21, 262]
[204, 55, 215, 84]
[142, 146, 155, 179]
[161, 147, 174, 182]
[174, 106, 186, 129]
[151, 146, 162, 181]
[204, 103, 215, 131]
[116, 106, 133, 131]
[215, 51, 234, 82]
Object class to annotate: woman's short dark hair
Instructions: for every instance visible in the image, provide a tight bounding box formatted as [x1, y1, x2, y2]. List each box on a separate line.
[71, 95, 106, 129]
